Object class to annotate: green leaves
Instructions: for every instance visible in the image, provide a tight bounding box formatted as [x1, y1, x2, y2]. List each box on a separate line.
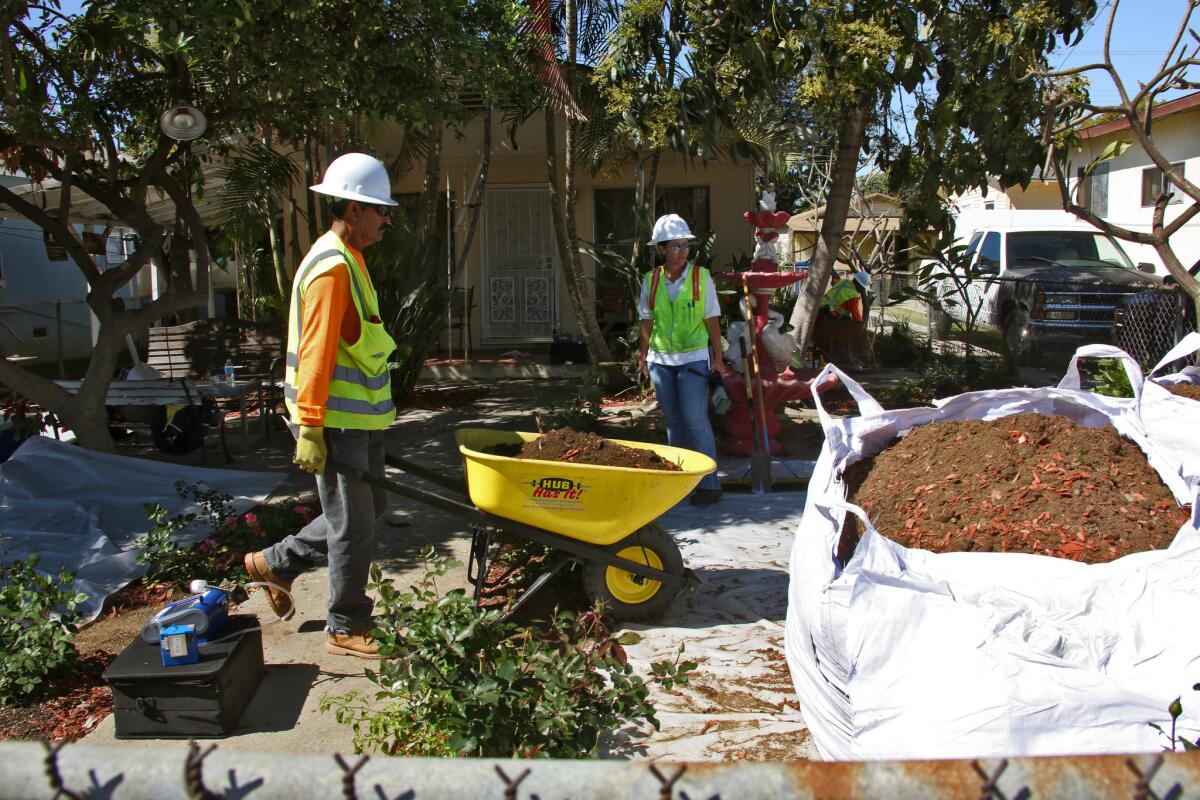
[323, 548, 664, 758]
[0, 555, 84, 704]
[1081, 140, 1131, 177]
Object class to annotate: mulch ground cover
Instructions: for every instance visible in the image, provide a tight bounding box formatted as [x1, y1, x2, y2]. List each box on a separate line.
[488, 428, 681, 471]
[1161, 384, 1200, 401]
[843, 412, 1190, 563]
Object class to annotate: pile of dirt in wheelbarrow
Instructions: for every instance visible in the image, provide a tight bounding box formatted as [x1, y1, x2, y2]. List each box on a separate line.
[488, 428, 681, 471]
[842, 413, 1189, 563]
[1160, 383, 1200, 401]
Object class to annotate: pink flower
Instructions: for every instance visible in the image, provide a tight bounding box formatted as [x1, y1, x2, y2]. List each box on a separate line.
[244, 512, 258, 526]
[293, 504, 310, 517]
[222, 516, 238, 529]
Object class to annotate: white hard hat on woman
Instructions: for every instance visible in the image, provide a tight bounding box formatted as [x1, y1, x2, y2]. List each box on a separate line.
[648, 213, 696, 245]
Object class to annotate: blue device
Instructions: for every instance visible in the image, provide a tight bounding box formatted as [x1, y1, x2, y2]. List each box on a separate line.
[141, 586, 229, 646]
[159, 624, 199, 666]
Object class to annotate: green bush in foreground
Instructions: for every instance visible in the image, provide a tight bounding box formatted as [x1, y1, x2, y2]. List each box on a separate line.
[322, 548, 694, 757]
[0, 555, 87, 704]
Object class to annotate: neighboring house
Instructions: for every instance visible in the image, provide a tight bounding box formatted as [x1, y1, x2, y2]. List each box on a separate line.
[282, 108, 756, 350]
[0, 170, 245, 365]
[786, 193, 907, 273]
[0, 176, 142, 364]
[950, 92, 1200, 276]
[951, 169, 1061, 214]
[1069, 91, 1200, 275]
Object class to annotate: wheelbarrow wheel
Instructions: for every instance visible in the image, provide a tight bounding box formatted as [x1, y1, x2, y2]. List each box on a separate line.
[582, 524, 683, 622]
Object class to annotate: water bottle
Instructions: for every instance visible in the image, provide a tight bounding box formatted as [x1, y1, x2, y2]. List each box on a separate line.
[223, 359, 235, 386]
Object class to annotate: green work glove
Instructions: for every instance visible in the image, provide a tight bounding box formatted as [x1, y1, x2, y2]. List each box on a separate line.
[294, 425, 327, 474]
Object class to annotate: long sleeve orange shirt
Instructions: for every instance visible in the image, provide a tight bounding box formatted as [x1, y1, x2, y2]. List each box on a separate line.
[293, 239, 365, 427]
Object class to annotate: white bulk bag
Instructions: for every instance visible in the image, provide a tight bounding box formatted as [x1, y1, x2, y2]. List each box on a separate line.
[786, 346, 1200, 760]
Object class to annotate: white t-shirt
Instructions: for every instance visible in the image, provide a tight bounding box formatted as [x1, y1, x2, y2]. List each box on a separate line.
[638, 264, 721, 366]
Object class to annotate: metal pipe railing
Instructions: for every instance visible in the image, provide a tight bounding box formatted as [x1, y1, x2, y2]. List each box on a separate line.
[1, 740, 1198, 799]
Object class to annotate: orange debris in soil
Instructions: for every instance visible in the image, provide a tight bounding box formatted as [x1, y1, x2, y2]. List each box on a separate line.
[842, 413, 1189, 564]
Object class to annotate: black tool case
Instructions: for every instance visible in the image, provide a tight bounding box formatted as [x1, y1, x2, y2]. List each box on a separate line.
[103, 614, 264, 739]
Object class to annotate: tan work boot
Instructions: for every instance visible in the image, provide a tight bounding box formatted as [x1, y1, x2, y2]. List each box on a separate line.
[243, 551, 295, 620]
[326, 630, 381, 659]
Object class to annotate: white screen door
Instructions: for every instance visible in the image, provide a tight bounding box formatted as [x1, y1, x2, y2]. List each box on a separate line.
[482, 187, 557, 342]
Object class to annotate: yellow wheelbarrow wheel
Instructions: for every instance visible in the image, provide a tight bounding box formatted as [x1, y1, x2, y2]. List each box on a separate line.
[582, 524, 683, 622]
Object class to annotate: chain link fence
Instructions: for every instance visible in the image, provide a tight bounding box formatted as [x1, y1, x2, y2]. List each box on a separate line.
[1112, 285, 1198, 369]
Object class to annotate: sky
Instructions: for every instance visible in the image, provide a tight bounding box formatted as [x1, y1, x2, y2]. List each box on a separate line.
[1046, 0, 1196, 106]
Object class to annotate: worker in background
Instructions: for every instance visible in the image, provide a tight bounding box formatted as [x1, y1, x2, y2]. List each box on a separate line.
[244, 153, 398, 659]
[637, 213, 724, 507]
[819, 271, 872, 322]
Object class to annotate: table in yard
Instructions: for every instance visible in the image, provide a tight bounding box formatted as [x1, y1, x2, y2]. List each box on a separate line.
[198, 376, 266, 453]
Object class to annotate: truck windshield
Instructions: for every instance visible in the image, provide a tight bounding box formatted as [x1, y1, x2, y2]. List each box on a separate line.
[1006, 232, 1133, 269]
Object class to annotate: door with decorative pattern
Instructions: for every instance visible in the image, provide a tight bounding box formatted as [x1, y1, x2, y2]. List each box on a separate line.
[482, 187, 557, 342]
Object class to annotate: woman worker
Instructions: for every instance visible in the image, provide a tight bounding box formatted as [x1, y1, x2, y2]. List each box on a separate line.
[636, 214, 723, 507]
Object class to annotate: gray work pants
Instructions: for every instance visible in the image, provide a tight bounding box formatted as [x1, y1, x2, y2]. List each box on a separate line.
[263, 426, 388, 633]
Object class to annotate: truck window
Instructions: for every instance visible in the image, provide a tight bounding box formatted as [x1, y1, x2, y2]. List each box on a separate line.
[1005, 231, 1131, 268]
[978, 232, 1001, 273]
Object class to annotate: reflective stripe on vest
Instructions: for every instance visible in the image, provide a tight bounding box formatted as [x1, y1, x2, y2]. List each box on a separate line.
[647, 264, 710, 354]
[284, 232, 396, 429]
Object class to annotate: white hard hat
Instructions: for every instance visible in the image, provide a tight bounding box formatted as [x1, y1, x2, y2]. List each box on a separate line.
[648, 214, 696, 245]
[310, 153, 398, 206]
[852, 271, 871, 289]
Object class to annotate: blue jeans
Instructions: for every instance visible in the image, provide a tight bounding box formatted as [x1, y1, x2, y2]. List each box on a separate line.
[648, 360, 720, 491]
[264, 426, 388, 633]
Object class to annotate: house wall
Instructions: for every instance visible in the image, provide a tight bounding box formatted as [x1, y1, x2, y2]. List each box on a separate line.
[287, 109, 755, 347]
[1069, 109, 1200, 275]
[953, 181, 1060, 212]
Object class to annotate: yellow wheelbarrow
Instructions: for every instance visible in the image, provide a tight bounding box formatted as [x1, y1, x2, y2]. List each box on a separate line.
[331, 428, 715, 621]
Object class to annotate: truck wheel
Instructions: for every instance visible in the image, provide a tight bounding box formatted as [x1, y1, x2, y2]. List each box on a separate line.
[925, 302, 951, 340]
[582, 524, 683, 622]
[1003, 309, 1037, 364]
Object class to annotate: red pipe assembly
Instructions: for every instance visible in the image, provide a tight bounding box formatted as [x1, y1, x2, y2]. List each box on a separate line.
[720, 206, 839, 457]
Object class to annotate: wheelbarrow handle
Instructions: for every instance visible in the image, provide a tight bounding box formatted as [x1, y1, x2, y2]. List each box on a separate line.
[326, 458, 686, 589]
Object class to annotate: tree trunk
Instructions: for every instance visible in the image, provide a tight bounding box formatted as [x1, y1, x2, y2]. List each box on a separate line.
[416, 118, 444, 247]
[303, 137, 319, 245]
[553, 0, 613, 364]
[264, 130, 288, 295]
[789, 94, 872, 356]
[451, 106, 492, 284]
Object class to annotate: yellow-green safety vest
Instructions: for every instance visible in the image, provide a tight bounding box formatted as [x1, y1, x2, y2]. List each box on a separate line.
[284, 231, 397, 430]
[820, 279, 861, 317]
[648, 263, 710, 354]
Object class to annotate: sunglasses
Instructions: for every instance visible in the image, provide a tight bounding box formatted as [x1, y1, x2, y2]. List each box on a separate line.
[664, 242, 690, 252]
[361, 203, 392, 220]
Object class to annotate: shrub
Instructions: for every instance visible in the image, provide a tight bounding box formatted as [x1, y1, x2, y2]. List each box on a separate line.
[0, 555, 87, 704]
[884, 353, 1019, 407]
[322, 548, 694, 757]
[138, 481, 314, 588]
[873, 321, 929, 368]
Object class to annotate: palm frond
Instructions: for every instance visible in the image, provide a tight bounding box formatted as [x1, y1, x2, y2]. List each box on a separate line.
[213, 140, 302, 251]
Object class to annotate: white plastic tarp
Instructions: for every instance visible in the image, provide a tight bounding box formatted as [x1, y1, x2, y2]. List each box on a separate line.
[786, 346, 1200, 760]
[0, 436, 287, 621]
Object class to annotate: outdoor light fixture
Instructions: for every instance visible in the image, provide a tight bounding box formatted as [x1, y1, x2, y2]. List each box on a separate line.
[158, 105, 208, 142]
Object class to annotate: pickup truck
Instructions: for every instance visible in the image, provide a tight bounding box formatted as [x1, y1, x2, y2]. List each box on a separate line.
[926, 224, 1159, 363]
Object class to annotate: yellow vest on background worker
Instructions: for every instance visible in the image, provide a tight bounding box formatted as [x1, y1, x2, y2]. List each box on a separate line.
[820, 272, 871, 322]
[648, 262, 711, 354]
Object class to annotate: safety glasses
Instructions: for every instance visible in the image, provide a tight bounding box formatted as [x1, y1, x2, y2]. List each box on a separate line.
[665, 242, 690, 253]
[362, 203, 392, 220]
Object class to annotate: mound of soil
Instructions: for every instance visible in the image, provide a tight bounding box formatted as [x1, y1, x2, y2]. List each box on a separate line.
[1162, 384, 1200, 401]
[489, 428, 681, 471]
[843, 413, 1189, 563]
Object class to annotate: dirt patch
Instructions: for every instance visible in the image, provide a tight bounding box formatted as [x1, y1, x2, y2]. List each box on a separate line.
[844, 413, 1189, 563]
[1162, 384, 1200, 401]
[489, 428, 681, 471]
[0, 651, 113, 742]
